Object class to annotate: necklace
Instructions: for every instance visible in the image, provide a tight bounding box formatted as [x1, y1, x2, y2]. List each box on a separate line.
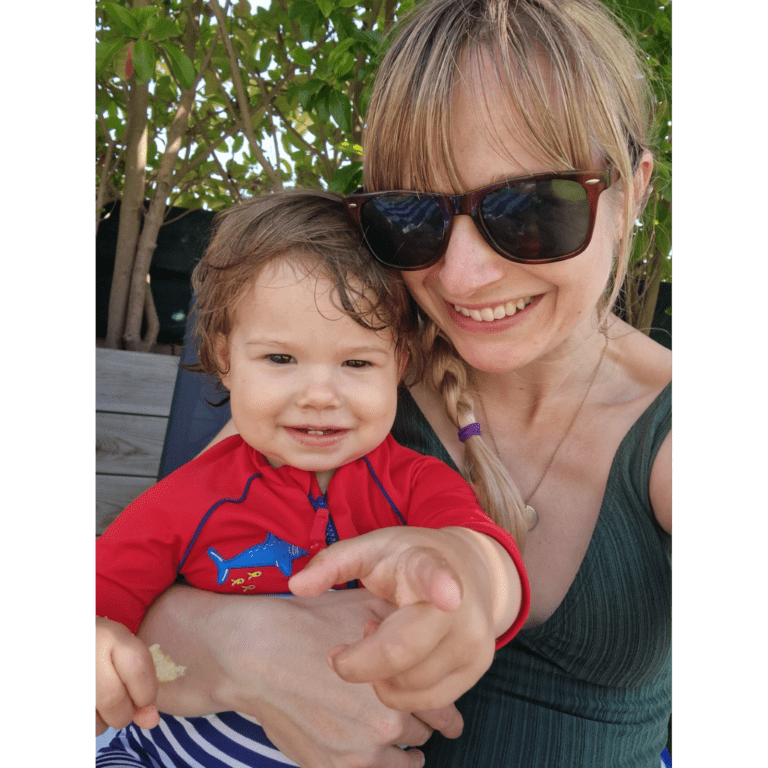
[474, 336, 608, 530]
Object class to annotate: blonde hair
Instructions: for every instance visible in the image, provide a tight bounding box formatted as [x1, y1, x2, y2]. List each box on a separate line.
[367, 0, 656, 547]
[191, 188, 416, 385]
[411, 325, 533, 547]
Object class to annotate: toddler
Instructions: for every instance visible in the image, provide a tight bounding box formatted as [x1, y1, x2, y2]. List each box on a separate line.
[96, 188, 529, 767]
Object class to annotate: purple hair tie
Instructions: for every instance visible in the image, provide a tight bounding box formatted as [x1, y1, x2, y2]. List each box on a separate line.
[458, 423, 482, 442]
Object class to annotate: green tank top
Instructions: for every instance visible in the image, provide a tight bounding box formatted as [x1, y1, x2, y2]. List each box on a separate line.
[391, 383, 672, 767]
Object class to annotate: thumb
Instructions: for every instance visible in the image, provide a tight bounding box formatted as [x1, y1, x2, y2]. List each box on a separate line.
[396, 547, 463, 612]
[133, 704, 160, 731]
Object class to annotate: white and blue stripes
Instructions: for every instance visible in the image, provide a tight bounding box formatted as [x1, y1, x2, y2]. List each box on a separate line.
[96, 711, 298, 767]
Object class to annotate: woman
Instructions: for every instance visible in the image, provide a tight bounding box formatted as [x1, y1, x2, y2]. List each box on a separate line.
[134, 0, 671, 765]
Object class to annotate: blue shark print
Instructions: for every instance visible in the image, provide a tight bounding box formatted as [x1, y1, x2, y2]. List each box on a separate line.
[207, 532, 309, 584]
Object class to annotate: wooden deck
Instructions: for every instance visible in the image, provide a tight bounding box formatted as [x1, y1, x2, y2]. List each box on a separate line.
[96, 348, 178, 535]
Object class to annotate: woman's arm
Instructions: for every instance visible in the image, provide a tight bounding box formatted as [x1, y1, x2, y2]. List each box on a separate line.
[650, 431, 672, 534]
[137, 584, 463, 768]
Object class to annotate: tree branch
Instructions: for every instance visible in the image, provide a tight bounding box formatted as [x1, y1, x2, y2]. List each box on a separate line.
[209, 0, 282, 189]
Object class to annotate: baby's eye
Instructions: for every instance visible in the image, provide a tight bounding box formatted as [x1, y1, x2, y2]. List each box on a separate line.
[344, 359, 372, 369]
[267, 354, 295, 364]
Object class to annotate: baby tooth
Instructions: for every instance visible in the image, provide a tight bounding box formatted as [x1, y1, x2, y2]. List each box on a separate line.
[480, 307, 495, 321]
[493, 305, 506, 319]
[516, 298, 527, 310]
[469, 309, 483, 321]
[505, 301, 518, 315]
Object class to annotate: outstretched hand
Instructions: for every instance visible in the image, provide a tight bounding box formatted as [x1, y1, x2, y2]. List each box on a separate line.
[289, 526, 513, 712]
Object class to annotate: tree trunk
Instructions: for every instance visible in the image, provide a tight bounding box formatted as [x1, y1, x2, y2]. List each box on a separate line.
[123, 0, 203, 351]
[123, 86, 197, 351]
[104, 77, 149, 349]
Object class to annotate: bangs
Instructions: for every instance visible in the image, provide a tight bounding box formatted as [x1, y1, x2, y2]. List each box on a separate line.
[363, 0, 649, 194]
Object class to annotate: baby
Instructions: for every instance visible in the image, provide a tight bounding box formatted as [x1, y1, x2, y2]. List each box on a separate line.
[96, 188, 529, 767]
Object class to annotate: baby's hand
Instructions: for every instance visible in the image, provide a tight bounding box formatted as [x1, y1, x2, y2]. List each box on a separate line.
[289, 526, 517, 712]
[96, 617, 160, 734]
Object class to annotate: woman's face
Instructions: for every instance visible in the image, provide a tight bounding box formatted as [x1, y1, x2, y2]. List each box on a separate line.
[401, 53, 623, 373]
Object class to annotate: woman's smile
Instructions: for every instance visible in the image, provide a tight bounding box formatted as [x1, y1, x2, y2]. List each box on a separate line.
[451, 295, 537, 322]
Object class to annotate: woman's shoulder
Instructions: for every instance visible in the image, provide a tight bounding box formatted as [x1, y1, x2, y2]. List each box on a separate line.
[605, 316, 671, 401]
[604, 318, 671, 532]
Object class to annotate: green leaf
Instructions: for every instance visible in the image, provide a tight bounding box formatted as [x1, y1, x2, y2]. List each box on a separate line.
[316, 0, 334, 18]
[288, 0, 313, 20]
[104, 2, 140, 37]
[292, 77, 325, 110]
[327, 37, 355, 72]
[314, 85, 331, 123]
[132, 38, 155, 82]
[96, 37, 128, 78]
[160, 42, 196, 90]
[134, 5, 158, 32]
[147, 17, 179, 42]
[289, 0, 322, 38]
[339, 140, 363, 157]
[328, 161, 363, 194]
[290, 45, 313, 68]
[327, 89, 352, 133]
[332, 51, 355, 79]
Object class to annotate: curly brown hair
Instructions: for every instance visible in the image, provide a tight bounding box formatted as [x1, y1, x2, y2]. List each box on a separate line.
[191, 188, 417, 386]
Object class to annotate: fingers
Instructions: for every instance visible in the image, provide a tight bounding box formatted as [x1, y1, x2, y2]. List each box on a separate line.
[96, 710, 109, 736]
[329, 602, 449, 683]
[329, 594, 495, 711]
[290, 534, 463, 616]
[288, 537, 384, 597]
[133, 704, 161, 730]
[372, 662, 485, 712]
[414, 705, 464, 740]
[397, 747, 426, 768]
[97, 621, 159, 731]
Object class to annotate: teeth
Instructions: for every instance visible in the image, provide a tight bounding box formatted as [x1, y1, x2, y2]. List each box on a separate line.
[307, 429, 327, 435]
[453, 296, 534, 322]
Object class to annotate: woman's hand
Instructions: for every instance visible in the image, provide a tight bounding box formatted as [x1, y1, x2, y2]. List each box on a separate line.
[138, 584, 463, 768]
[96, 617, 159, 734]
[289, 526, 522, 713]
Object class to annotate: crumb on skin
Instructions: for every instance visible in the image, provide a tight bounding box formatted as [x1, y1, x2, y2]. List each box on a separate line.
[149, 643, 186, 683]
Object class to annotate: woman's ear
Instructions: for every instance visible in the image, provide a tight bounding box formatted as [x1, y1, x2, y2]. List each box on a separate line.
[613, 151, 655, 241]
[633, 151, 655, 216]
[215, 334, 231, 388]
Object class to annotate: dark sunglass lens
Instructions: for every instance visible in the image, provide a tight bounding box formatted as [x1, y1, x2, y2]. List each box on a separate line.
[359, 196, 444, 269]
[481, 179, 591, 261]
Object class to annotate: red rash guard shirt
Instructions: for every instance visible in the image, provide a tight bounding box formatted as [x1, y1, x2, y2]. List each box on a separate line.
[96, 434, 529, 646]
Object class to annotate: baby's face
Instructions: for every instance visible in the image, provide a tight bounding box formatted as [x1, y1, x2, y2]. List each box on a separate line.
[218, 258, 402, 489]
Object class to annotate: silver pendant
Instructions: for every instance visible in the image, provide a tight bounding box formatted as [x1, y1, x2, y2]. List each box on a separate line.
[525, 504, 539, 531]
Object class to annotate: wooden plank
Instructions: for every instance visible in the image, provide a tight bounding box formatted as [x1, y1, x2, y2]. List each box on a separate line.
[96, 348, 178, 416]
[97, 475, 157, 535]
[96, 412, 168, 477]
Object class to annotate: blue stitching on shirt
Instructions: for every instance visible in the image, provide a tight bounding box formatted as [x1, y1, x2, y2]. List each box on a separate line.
[179, 473, 262, 571]
[362, 456, 406, 525]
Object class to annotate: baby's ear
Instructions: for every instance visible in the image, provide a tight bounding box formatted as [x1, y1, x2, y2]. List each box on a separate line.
[215, 334, 231, 388]
[396, 348, 411, 382]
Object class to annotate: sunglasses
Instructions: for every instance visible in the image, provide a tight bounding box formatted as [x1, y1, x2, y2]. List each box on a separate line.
[344, 170, 611, 271]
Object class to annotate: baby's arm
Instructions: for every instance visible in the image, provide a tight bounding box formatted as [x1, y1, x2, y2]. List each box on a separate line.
[96, 617, 159, 734]
[288, 524, 526, 713]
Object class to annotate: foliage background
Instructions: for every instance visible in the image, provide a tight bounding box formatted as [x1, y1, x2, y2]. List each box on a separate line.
[96, 0, 671, 350]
